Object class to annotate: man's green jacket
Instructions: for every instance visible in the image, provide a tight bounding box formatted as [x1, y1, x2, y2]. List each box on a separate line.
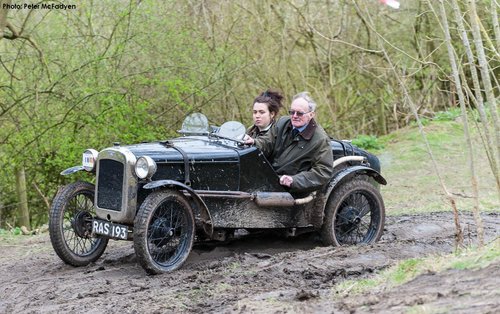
[254, 116, 334, 193]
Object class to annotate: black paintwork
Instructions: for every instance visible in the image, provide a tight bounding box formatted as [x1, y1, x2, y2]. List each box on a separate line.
[127, 138, 290, 193]
[330, 140, 380, 173]
[97, 135, 384, 229]
[128, 139, 240, 190]
[52, 116, 388, 276]
[127, 137, 381, 193]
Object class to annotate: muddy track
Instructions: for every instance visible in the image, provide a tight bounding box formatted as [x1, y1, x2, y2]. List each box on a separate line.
[0, 211, 498, 313]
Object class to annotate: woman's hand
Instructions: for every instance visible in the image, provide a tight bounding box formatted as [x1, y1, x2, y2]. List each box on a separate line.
[243, 134, 255, 145]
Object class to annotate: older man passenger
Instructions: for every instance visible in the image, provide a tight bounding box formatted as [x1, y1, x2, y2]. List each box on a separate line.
[245, 92, 334, 193]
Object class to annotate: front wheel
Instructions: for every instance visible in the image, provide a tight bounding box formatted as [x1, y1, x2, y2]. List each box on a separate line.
[49, 181, 108, 266]
[133, 189, 195, 274]
[321, 178, 385, 246]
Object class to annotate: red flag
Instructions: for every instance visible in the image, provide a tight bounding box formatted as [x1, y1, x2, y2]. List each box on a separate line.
[379, 0, 400, 9]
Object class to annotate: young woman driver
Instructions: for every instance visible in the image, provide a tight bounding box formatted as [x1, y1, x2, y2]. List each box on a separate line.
[246, 89, 284, 138]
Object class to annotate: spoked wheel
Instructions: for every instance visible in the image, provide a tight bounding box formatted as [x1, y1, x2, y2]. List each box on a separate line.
[133, 189, 195, 274]
[322, 178, 385, 246]
[49, 181, 108, 266]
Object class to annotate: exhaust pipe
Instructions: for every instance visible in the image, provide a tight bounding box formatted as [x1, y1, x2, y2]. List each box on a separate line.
[333, 156, 366, 168]
[253, 192, 315, 207]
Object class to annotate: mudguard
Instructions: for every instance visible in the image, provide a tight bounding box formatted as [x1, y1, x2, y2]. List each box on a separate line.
[325, 165, 387, 201]
[60, 165, 85, 176]
[143, 180, 213, 237]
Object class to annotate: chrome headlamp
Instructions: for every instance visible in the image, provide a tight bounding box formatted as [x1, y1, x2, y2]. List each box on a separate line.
[82, 149, 99, 172]
[135, 156, 157, 179]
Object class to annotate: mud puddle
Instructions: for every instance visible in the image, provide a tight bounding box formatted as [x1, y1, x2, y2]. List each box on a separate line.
[0, 211, 498, 313]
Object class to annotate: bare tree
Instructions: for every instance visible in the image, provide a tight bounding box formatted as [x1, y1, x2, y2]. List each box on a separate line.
[0, 0, 9, 40]
[438, 0, 483, 246]
[449, 0, 500, 200]
[493, 0, 500, 52]
[467, 0, 500, 168]
[355, 0, 465, 247]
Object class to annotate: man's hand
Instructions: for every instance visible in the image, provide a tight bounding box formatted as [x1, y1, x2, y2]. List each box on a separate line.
[279, 175, 293, 187]
[243, 134, 255, 145]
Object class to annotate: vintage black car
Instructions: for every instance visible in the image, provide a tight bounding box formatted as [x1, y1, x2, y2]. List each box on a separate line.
[49, 113, 387, 274]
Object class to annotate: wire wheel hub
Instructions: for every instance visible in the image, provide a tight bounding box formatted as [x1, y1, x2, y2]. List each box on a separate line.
[150, 218, 175, 247]
[71, 211, 93, 238]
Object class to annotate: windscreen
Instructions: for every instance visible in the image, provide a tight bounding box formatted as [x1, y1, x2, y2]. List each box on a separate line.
[218, 121, 246, 141]
[179, 113, 210, 135]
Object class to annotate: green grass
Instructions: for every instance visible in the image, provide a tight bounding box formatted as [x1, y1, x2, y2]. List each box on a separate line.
[333, 238, 500, 299]
[389, 258, 424, 284]
[433, 108, 462, 122]
[0, 227, 23, 237]
[450, 241, 500, 270]
[377, 119, 499, 215]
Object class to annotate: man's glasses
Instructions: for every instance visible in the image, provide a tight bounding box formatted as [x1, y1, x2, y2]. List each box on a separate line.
[288, 110, 311, 117]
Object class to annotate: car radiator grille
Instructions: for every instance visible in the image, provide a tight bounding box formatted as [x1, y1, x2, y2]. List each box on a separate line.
[97, 159, 124, 211]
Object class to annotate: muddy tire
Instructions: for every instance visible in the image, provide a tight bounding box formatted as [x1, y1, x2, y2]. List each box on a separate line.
[49, 181, 108, 266]
[133, 189, 195, 274]
[321, 178, 385, 246]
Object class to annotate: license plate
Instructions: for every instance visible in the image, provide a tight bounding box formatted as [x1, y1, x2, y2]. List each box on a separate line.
[92, 219, 128, 240]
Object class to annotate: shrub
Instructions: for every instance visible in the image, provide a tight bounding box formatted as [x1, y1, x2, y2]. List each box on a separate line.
[433, 108, 461, 121]
[351, 135, 384, 151]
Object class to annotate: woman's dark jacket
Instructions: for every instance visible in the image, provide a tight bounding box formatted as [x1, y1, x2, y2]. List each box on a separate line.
[246, 122, 273, 139]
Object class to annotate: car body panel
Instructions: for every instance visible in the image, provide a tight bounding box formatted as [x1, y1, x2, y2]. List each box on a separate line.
[61, 124, 385, 231]
[52, 114, 387, 274]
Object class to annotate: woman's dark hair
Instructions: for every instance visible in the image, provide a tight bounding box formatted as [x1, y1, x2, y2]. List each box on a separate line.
[253, 89, 284, 115]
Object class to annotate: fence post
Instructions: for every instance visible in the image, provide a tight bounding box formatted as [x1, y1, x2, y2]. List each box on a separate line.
[15, 166, 30, 230]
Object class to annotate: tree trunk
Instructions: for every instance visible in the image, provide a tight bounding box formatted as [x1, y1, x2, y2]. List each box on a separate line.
[468, 0, 500, 169]
[492, 0, 500, 52]
[15, 166, 30, 230]
[0, 0, 11, 40]
[451, 0, 500, 198]
[378, 100, 387, 134]
[442, 0, 484, 246]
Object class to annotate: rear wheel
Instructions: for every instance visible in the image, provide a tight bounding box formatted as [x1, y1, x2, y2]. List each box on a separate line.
[49, 181, 108, 266]
[321, 178, 385, 246]
[133, 190, 195, 274]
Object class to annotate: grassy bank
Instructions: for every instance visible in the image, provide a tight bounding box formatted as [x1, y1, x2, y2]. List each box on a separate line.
[331, 117, 500, 310]
[377, 119, 499, 215]
[333, 238, 500, 298]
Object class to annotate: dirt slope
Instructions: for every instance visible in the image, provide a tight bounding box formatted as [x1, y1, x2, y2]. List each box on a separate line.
[0, 211, 498, 313]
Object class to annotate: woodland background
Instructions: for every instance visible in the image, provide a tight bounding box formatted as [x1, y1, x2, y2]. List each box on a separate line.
[0, 0, 498, 231]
